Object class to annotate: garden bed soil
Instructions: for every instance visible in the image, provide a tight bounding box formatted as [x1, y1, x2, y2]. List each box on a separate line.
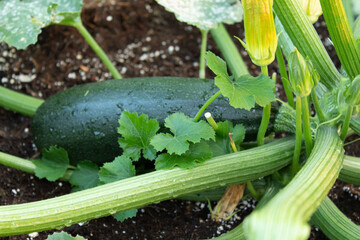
[0, 0, 359, 239]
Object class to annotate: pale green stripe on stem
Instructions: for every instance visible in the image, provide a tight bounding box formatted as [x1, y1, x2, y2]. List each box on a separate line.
[0, 138, 295, 236]
[275, 46, 295, 108]
[274, 0, 341, 90]
[320, 0, 360, 79]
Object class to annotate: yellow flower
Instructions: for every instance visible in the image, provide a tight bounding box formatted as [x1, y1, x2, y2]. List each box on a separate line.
[239, 0, 278, 67]
[299, 0, 322, 23]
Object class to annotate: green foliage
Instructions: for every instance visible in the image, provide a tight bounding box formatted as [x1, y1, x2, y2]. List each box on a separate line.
[344, 75, 360, 106]
[155, 141, 212, 170]
[113, 209, 138, 222]
[118, 111, 160, 161]
[150, 113, 215, 155]
[46, 231, 87, 240]
[0, 0, 82, 49]
[319, 78, 351, 121]
[155, 0, 243, 31]
[205, 51, 275, 110]
[33, 147, 69, 181]
[70, 161, 99, 191]
[209, 121, 245, 157]
[99, 156, 136, 184]
[98, 156, 138, 221]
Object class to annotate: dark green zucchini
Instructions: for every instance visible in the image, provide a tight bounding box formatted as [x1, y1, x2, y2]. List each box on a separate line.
[32, 77, 277, 165]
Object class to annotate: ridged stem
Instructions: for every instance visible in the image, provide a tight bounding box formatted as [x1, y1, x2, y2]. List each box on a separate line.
[350, 116, 360, 136]
[0, 86, 43, 116]
[340, 106, 354, 141]
[301, 96, 313, 157]
[311, 89, 326, 123]
[244, 126, 344, 240]
[275, 46, 295, 108]
[312, 197, 360, 240]
[292, 96, 302, 175]
[257, 66, 271, 146]
[274, 0, 341, 90]
[342, 0, 355, 25]
[339, 155, 360, 185]
[320, 0, 360, 79]
[210, 24, 249, 78]
[0, 138, 295, 236]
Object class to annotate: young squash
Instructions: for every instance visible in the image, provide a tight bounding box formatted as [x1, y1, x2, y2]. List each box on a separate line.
[32, 77, 277, 165]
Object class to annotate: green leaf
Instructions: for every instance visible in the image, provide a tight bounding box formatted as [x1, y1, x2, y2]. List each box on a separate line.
[206, 51, 276, 110]
[46, 231, 87, 240]
[99, 156, 135, 184]
[113, 209, 138, 222]
[33, 146, 69, 181]
[155, 141, 212, 170]
[118, 111, 160, 161]
[0, 0, 82, 49]
[155, 0, 243, 31]
[150, 113, 215, 155]
[69, 161, 99, 191]
[209, 121, 245, 157]
[98, 156, 137, 222]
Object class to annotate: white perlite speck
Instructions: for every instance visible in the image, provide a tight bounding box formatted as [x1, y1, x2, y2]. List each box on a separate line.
[28, 232, 39, 238]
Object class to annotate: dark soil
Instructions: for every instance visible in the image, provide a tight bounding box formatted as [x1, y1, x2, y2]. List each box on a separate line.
[0, 0, 359, 239]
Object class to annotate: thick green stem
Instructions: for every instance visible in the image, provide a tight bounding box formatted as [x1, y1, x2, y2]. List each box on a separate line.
[301, 96, 313, 157]
[339, 155, 360, 185]
[312, 197, 360, 240]
[320, 0, 360, 79]
[0, 86, 43, 116]
[257, 66, 271, 146]
[193, 91, 221, 122]
[340, 105, 354, 141]
[275, 46, 295, 108]
[311, 89, 326, 123]
[342, 0, 355, 25]
[246, 181, 260, 200]
[274, 0, 341, 90]
[0, 138, 295, 236]
[0, 151, 72, 181]
[199, 30, 208, 79]
[0, 152, 36, 174]
[210, 24, 249, 78]
[63, 19, 122, 79]
[292, 96, 302, 175]
[244, 126, 344, 240]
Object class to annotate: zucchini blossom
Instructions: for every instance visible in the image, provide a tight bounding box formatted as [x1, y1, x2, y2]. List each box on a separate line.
[288, 48, 319, 97]
[240, 0, 278, 67]
[299, 0, 322, 23]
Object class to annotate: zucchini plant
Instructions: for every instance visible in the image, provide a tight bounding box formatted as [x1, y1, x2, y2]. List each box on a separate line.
[0, 0, 360, 239]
